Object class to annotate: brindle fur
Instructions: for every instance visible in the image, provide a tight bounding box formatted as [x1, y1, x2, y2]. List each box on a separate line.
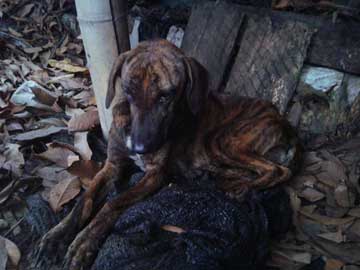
[34, 39, 301, 270]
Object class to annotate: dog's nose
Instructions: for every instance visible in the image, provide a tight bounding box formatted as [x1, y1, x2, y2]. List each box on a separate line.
[133, 143, 145, 154]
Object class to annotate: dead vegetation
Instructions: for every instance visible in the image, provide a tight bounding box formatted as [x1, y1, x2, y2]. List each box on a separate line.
[0, 0, 359, 270]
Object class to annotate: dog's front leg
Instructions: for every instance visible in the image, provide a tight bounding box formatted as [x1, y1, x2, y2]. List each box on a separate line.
[62, 168, 164, 270]
[33, 114, 132, 269]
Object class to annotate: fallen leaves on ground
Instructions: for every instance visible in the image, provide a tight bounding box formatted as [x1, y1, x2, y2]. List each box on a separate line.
[0, 3, 103, 256]
[272, 137, 360, 268]
[48, 176, 81, 213]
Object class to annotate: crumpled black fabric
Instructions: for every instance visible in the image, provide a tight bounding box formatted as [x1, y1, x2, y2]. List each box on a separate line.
[25, 172, 292, 270]
[92, 183, 291, 270]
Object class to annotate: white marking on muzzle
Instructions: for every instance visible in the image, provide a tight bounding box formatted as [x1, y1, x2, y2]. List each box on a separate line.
[125, 136, 132, 150]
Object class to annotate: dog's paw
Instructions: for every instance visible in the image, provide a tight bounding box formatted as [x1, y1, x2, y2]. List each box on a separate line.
[31, 205, 85, 269]
[31, 229, 65, 270]
[62, 227, 100, 270]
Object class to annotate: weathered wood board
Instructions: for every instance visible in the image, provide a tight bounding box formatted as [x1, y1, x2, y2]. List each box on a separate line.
[224, 16, 313, 113]
[306, 23, 360, 75]
[183, 2, 314, 113]
[229, 5, 360, 75]
[182, 2, 244, 92]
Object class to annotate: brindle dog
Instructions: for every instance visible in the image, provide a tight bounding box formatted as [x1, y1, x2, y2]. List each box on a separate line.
[34, 39, 301, 269]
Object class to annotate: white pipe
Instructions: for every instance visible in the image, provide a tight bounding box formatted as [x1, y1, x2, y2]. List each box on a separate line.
[75, 0, 128, 138]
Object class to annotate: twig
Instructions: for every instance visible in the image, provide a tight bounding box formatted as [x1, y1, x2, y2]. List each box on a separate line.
[4, 216, 25, 237]
[0, 30, 31, 49]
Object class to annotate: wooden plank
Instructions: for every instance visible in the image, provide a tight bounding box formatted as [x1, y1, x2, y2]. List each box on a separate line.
[306, 23, 360, 75]
[224, 16, 314, 114]
[232, 5, 360, 75]
[182, 2, 244, 92]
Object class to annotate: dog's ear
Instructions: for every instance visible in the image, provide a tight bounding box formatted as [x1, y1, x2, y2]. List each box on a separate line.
[106, 52, 129, 109]
[183, 57, 209, 115]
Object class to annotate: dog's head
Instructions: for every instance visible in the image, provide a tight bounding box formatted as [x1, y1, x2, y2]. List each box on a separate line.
[106, 39, 208, 154]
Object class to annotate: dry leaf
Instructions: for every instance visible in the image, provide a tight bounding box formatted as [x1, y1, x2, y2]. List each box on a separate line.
[48, 74, 85, 89]
[67, 160, 103, 188]
[8, 27, 23, 38]
[36, 165, 75, 201]
[301, 205, 317, 214]
[18, 3, 35, 17]
[23, 46, 43, 54]
[318, 230, 345, 243]
[6, 121, 24, 132]
[162, 225, 186, 234]
[348, 208, 360, 218]
[49, 176, 81, 212]
[0, 236, 21, 269]
[48, 59, 88, 73]
[67, 160, 102, 179]
[68, 109, 100, 132]
[36, 143, 80, 168]
[10, 81, 59, 111]
[273, 249, 312, 264]
[0, 180, 15, 205]
[72, 90, 96, 106]
[309, 238, 360, 265]
[316, 161, 347, 187]
[74, 132, 92, 160]
[334, 185, 355, 208]
[12, 126, 66, 142]
[299, 188, 325, 202]
[65, 106, 84, 118]
[2, 143, 24, 177]
[32, 86, 58, 106]
[325, 258, 344, 270]
[299, 210, 355, 226]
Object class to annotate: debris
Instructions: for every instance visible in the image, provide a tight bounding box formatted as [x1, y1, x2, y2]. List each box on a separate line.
[48, 176, 81, 213]
[0, 219, 9, 230]
[0, 238, 6, 270]
[318, 230, 345, 244]
[10, 81, 59, 111]
[129, 17, 141, 49]
[334, 185, 356, 208]
[74, 132, 92, 161]
[299, 210, 355, 226]
[324, 258, 345, 270]
[48, 59, 88, 73]
[348, 208, 360, 218]
[68, 109, 100, 132]
[12, 126, 67, 142]
[299, 187, 325, 202]
[166, 26, 184, 48]
[2, 143, 24, 178]
[36, 143, 80, 168]
[67, 160, 103, 188]
[273, 250, 312, 264]
[0, 236, 21, 269]
[343, 265, 360, 270]
[161, 224, 186, 234]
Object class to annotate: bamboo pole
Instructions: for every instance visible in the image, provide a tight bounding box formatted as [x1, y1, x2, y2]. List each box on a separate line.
[75, 0, 130, 139]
